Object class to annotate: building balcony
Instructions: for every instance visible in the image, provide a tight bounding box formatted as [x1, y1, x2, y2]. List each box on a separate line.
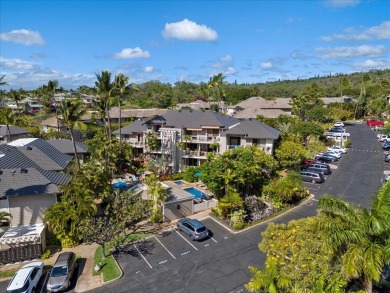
[125, 139, 145, 148]
[181, 150, 208, 158]
[226, 145, 242, 150]
[188, 135, 220, 144]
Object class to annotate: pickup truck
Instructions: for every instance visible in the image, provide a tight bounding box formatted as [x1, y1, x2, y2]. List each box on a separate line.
[367, 119, 385, 127]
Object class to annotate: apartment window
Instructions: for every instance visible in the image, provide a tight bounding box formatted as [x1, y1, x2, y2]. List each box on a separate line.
[252, 139, 259, 145]
[176, 204, 181, 210]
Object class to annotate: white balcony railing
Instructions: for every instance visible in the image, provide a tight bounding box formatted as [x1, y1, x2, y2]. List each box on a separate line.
[189, 135, 220, 143]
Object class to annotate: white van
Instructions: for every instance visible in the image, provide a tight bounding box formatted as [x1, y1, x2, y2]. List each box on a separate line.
[7, 262, 44, 293]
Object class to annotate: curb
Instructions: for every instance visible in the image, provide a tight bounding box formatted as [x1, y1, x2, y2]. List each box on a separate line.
[206, 194, 315, 235]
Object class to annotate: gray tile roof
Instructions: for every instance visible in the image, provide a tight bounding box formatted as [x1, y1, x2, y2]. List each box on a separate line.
[46, 139, 88, 154]
[0, 125, 31, 138]
[221, 119, 280, 139]
[112, 119, 149, 135]
[234, 108, 290, 119]
[21, 139, 72, 169]
[235, 97, 292, 109]
[0, 168, 67, 197]
[1, 139, 72, 171]
[162, 110, 240, 129]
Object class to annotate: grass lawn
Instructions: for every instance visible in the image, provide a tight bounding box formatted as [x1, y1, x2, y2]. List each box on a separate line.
[93, 232, 152, 283]
[93, 246, 121, 283]
[0, 269, 17, 279]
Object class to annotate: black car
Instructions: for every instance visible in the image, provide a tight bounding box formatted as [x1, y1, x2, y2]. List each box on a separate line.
[329, 127, 345, 133]
[315, 154, 338, 163]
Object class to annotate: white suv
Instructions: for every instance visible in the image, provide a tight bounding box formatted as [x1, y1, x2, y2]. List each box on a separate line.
[334, 122, 345, 128]
[7, 262, 44, 293]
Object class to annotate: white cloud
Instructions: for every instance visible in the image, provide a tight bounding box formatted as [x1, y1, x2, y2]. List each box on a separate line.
[260, 62, 273, 69]
[320, 21, 390, 42]
[113, 47, 150, 59]
[0, 29, 45, 45]
[224, 67, 236, 76]
[324, 0, 360, 8]
[353, 59, 390, 69]
[144, 66, 154, 73]
[220, 55, 232, 62]
[315, 45, 385, 59]
[162, 19, 218, 41]
[0, 57, 36, 70]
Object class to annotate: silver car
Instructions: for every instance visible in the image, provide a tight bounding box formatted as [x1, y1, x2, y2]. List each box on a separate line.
[177, 218, 209, 241]
[47, 252, 77, 292]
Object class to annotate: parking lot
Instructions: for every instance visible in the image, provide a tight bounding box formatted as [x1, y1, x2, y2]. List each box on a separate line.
[1, 123, 387, 293]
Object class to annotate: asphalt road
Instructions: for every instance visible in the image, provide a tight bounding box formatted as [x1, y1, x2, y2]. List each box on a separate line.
[1, 123, 386, 293]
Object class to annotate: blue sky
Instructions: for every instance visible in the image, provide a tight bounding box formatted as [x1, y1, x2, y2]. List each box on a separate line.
[1, 0, 389, 90]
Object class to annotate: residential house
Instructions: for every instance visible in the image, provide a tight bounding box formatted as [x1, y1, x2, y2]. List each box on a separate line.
[232, 97, 292, 119]
[0, 125, 31, 143]
[41, 117, 68, 133]
[176, 100, 226, 112]
[107, 107, 169, 124]
[0, 138, 73, 226]
[220, 119, 280, 154]
[46, 139, 89, 162]
[114, 109, 280, 172]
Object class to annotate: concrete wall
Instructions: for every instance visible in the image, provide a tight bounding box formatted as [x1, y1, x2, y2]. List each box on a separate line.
[163, 198, 193, 221]
[8, 194, 57, 226]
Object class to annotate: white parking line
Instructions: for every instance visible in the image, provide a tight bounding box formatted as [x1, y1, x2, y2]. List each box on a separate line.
[175, 230, 198, 250]
[154, 237, 176, 259]
[211, 237, 218, 243]
[133, 244, 152, 269]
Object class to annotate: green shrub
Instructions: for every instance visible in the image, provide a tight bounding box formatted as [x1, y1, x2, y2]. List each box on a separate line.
[344, 139, 351, 148]
[41, 248, 51, 259]
[230, 209, 247, 230]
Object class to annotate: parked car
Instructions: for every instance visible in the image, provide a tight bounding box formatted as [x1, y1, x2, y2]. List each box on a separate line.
[334, 122, 345, 127]
[300, 170, 325, 183]
[328, 145, 347, 154]
[301, 158, 321, 166]
[315, 154, 338, 163]
[379, 135, 390, 142]
[177, 218, 209, 241]
[385, 154, 390, 162]
[367, 119, 385, 127]
[324, 150, 341, 159]
[374, 125, 384, 131]
[47, 252, 77, 292]
[303, 162, 331, 175]
[7, 261, 44, 293]
[329, 127, 346, 133]
[383, 142, 390, 150]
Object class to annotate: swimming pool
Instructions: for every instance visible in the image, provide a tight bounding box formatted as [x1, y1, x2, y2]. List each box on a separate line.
[174, 180, 185, 185]
[184, 187, 207, 199]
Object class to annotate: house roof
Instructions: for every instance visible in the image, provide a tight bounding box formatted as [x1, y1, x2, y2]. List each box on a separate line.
[221, 119, 280, 139]
[0, 125, 31, 138]
[46, 139, 88, 154]
[108, 107, 170, 119]
[41, 117, 65, 127]
[233, 108, 289, 119]
[0, 168, 70, 197]
[162, 110, 240, 129]
[320, 97, 350, 105]
[5, 138, 72, 170]
[112, 119, 149, 135]
[235, 97, 292, 110]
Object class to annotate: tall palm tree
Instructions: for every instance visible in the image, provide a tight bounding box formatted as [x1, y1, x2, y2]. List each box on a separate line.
[58, 98, 87, 170]
[113, 73, 129, 149]
[354, 74, 371, 119]
[315, 183, 390, 293]
[208, 73, 226, 112]
[95, 71, 114, 139]
[46, 80, 60, 132]
[144, 174, 168, 222]
[7, 89, 26, 112]
[0, 106, 17, 141]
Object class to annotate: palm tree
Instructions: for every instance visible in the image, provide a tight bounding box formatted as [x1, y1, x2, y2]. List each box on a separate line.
[144, 174, 168, 222]
[47, 80, 60, 132]
[0, 106, 17, 141]
[113, 73, 129, 149]
[354, 74, 371, 119]
[95, 71, 114, 139]
[0, 75, 8, 87]
[208, 73, 226, 112]
[7, 89, 26, 112]
[58, 98, 87, 170]
[246, 257, 291, 292]
[315, 183, 390, 293]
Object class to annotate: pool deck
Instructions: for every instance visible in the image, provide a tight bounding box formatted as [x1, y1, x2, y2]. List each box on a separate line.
[165, 180, 211, 194]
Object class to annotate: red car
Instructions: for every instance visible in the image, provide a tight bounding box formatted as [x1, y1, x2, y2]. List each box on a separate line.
[367, 119, 385, 127]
